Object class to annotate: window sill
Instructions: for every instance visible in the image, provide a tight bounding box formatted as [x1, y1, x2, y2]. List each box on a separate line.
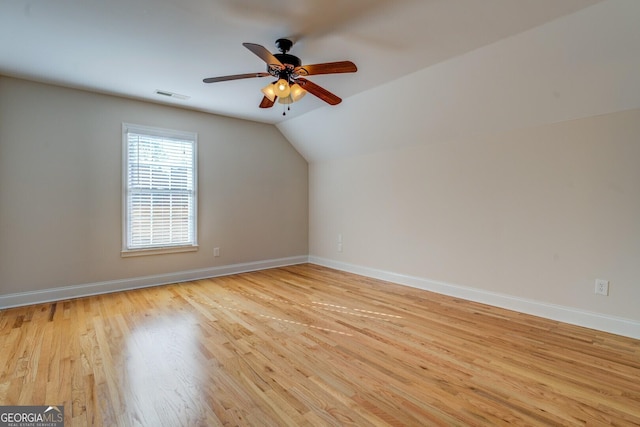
[121, 245, 199, 258]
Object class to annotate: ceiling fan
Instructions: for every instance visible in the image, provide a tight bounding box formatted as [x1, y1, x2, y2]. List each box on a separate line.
[203, 39, 357, 114]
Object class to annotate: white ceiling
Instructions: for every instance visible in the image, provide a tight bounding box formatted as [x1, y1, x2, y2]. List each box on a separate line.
[279, 0, 640, 162]
[0, 0, 603, 125]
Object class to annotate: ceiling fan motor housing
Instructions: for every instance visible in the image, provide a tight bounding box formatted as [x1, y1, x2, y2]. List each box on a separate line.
[272, 51, 301, 81]
[274, 53, 301, 68]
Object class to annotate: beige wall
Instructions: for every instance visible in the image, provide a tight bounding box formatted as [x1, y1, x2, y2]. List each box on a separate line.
[309, 109, 640, 322]
[277, 0, 640, 336]
[0, 76, 308, 295]
[2, 76, 638, 334]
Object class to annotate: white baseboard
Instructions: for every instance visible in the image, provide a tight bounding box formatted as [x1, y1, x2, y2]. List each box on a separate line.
[309, 256, 640, 340]
[3, 255, 638, 340]
[0, 256, 309, 310]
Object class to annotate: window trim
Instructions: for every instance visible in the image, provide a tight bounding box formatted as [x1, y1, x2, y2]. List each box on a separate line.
[121, 122, 198, 257]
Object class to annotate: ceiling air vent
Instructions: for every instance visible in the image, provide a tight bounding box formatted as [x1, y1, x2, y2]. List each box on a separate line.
[155, 90, 190, 100]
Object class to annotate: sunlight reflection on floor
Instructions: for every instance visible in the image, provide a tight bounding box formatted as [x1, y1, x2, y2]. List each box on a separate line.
[125, 314, 208, 425]
[187, 288, 404, 338]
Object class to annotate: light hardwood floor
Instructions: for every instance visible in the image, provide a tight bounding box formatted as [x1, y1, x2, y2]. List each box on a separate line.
[1, 264, 639, 426]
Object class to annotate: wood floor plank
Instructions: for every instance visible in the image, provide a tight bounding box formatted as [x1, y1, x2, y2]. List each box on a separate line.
[1, 264, 639, 426]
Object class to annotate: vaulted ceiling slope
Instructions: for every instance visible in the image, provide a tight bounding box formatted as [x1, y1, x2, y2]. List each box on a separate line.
[279, 0, 640, 162]
[1, 0, 600, 127]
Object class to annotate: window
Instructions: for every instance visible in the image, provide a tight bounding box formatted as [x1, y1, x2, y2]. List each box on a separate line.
[122, 123, 197, 256]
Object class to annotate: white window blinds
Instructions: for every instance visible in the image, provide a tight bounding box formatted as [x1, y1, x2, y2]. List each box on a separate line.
[123, 124, 197, 253]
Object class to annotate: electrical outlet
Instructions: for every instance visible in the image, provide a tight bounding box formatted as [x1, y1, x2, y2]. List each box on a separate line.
[595, 279, 609, 296]
[214, 247, 220, 257]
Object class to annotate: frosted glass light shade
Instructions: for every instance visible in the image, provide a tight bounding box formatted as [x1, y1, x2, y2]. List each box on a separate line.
[289, 83, 307, 102]
[274, 79, 291, 97]
[261, 83, 276, 102]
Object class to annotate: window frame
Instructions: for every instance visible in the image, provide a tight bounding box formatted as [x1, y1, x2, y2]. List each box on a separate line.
[121, 123, 198, 257]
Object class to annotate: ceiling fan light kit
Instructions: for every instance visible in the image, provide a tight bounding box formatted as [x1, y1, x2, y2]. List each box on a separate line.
[203, 39, 357, 115]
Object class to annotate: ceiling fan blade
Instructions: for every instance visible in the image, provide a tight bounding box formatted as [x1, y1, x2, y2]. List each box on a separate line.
[243, 43, 283, 67]
[294, 61, 357, 76]
[259, 96, 276, 108]
[296, 78, 341, 105]
[203, 72, 270, 83]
